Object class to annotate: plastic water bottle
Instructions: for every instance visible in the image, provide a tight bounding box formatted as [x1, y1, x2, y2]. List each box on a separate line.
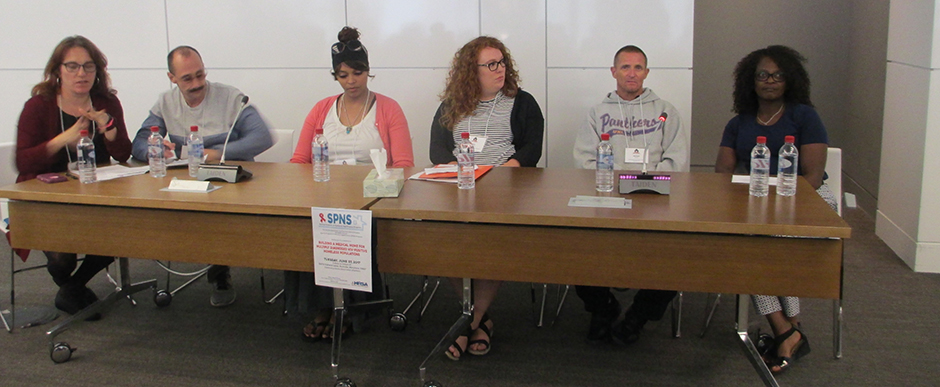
[312, 128, 330, 182]
[187, 125, 204, 178]
[76, 129, 96, 184]
[777, 135, 798, 196]
[148, 126, 167, 178]
[749, 136, 770, 197]
[457, 132, 475, 190]
[596, 133, 614, 192]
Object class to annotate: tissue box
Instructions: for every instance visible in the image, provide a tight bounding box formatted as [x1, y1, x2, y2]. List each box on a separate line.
[363, 168, 404, 197]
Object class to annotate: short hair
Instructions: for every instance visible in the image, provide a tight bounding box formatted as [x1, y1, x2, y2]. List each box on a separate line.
[32, 35, 114, 99]
[613, 45, 647, 67]
[167, 46, 202, 74]
[732, 45, 812, 115]
[438, 36, 520, 130]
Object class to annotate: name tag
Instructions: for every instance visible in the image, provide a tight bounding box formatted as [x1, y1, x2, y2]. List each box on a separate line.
[470, 135, 487, 153]
[625, 148, 648, 164]
[332, 158, 357, 166]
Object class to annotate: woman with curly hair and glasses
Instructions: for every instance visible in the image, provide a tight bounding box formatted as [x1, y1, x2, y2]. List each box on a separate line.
[15, 35, 132, 319]
[429, 36, 544, 360]
[716, 45, 838, 374]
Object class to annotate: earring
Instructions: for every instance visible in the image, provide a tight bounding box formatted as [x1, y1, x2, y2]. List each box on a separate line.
[95, 77, 99, 84]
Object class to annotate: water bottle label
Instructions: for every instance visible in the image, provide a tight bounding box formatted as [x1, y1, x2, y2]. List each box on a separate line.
[87, 149, 95, 161]
[597, 154, 614, 168]
[456, 153, 473, 164]
[751, 158, 769, 170]
[779, 158, 793, 169]
[313, 146, 329, 161]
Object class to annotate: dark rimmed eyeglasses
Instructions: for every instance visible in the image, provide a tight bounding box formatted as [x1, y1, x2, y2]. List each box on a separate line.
[756, 71, 785, 82]
[331, 40, 364, 54]
[478, 58, 506, 72]
[62, 61, 96, 74]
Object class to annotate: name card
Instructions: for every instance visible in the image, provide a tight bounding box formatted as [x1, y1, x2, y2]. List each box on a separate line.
[162, 179, 220, 193]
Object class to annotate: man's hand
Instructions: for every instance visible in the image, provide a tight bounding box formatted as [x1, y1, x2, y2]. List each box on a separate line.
[204, 149, 222, 163]
[162, 139, 176, 160]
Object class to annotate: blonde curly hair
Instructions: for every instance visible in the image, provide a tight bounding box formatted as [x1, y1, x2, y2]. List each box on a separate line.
[439, 36, 520, 130]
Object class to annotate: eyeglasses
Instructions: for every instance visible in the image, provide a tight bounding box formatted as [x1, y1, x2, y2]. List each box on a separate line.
[755, 71, 785, 82]
[62, 61, 97, 74]
[478, 58, 506, 72]
[331, 40, 364, 54]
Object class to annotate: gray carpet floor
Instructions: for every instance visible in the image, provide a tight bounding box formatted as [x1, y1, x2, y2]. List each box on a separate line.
[1, 207, 938, 387]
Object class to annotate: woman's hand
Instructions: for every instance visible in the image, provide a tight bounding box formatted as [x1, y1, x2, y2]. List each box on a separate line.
[47, 116, 88, 156]
[501, 159, 521, 167]
[83, 109, 116, 141]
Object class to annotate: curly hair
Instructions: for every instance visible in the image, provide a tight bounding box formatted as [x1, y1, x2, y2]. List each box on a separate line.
[732, 45, 812, 115]
[439, 36, 520, 130]
[32, 35, 114, 99]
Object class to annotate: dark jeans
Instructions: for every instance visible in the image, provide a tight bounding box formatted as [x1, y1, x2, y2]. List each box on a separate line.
[43, 251, 114, 287]
[576, 285, 677, 321]
[207, 265, 230, 283]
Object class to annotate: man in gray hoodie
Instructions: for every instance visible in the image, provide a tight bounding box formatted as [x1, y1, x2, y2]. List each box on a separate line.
[572, 45, 689, 345]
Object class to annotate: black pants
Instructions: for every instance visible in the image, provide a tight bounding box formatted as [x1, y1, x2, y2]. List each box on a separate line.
[576, 285, 676, 321]
[207, 265, 230, 283]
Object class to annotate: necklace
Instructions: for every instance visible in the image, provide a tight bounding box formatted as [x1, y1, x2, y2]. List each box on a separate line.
[757, 104, 784, 126]
[341, 92, 371, 134]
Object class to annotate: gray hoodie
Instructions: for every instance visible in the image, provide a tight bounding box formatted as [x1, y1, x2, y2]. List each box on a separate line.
[573, 88, 688, 172]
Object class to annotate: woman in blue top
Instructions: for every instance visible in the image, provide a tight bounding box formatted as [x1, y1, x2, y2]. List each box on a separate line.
[716, 45, 838, 374]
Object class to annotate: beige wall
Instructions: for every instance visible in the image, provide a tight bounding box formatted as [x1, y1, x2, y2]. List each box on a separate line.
[692, 0, 888, 215]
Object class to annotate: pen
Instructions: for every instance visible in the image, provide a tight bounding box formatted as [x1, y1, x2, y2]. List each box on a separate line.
[65, 172, 78, 180]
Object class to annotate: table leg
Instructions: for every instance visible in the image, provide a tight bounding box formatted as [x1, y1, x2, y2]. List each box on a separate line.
[833, 299, 843, 359]
[736, 294, 779, 387]
[331, 288, 345, 382]
[419, 278, 473, 385]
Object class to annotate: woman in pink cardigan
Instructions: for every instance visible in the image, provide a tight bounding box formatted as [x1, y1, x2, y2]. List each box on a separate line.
[288, 27, 414, 343]
[290, 27, 413, 167]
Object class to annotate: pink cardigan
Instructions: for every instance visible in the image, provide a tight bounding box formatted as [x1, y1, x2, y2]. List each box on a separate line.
[290, 92, 414, 167]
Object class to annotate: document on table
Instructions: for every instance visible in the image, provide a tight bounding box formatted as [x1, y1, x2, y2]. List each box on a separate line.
[93, 165, 150, 181]
[731, 175, 778, 186]
[568, 195, 632, 209]
[409, 164, 493, 184]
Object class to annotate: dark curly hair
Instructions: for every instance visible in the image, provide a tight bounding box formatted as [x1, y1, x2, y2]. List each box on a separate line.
[32, 35, 115, 99]
[439, 36, 520, 130]
[732, 45, 812, 115]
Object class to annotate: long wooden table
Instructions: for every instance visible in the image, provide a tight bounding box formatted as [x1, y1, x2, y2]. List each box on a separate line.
[1, 163, 850, 386]
[371, 167, 850, 386]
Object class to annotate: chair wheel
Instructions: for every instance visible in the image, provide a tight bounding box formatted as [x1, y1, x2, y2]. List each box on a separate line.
[389, 313, 407, 331]
[334, 377, 357, 387]
[50, 342, 74, 363]
[154, 290, 173, 307]
[423, 380, 443, 387]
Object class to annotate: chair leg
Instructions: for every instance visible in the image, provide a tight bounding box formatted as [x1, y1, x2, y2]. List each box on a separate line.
[701, 293, 721, 338]
[260, 269, 284, 305]
[550, 285, 569, 327]
[671, 291, 683, 338]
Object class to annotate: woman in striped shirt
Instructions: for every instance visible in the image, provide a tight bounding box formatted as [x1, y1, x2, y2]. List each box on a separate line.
[430, 36, 544, 360]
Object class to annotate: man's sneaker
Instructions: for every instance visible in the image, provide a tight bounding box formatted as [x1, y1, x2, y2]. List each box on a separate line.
[210, 278, 237, 307]
[587, 298, 621, 342]
[612, 309, 647, 346]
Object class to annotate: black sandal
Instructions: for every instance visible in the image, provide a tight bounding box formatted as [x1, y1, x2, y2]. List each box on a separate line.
[468, 314, 494, 356]
[768, 325, 811, 374]
[445, 327, 471, 361]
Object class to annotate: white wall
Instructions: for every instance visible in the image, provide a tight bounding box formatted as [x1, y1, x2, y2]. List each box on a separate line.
[877, 0, 940, 273]
[0, 0, 693, 172]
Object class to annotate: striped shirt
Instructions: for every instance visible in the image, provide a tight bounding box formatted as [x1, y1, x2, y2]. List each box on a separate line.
[451, 91, 516, 165]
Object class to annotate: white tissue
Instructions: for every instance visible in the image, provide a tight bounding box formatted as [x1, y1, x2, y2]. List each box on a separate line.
[370, 149, 389, 179]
